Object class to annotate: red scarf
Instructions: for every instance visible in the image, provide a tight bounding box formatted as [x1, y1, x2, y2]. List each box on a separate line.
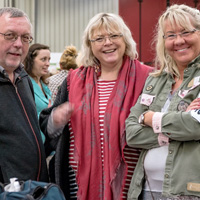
[68, 56, 152, 200]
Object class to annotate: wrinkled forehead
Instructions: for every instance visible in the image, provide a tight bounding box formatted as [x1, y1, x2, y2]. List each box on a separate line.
[0, 13, 32, 34]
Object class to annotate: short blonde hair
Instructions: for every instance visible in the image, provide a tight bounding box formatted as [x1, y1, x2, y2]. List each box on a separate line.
[152, 4, 200, 77]
[79, 13, 138, 67]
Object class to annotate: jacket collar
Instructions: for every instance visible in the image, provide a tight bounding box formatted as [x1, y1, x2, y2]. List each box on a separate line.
[0, 64, 28, 81]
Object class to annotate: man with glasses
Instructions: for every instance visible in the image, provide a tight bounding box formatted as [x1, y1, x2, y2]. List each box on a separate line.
[0, 7, 49, 184]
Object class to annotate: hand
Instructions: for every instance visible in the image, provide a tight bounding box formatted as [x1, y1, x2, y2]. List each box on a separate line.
[186, 98, 200, 112]
[53, 102, 74, 127]
[48, 99, 52, 108]
[144, 111, 154, 127]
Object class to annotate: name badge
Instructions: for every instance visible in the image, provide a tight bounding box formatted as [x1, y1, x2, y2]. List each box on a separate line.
[187, 182, 200, 192]
[140, 94, 155, 106]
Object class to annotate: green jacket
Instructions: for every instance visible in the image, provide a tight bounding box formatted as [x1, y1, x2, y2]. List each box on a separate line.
[126, 56, 200, 199]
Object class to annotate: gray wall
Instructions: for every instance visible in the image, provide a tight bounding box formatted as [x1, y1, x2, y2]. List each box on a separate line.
[3, 0, 118, 52]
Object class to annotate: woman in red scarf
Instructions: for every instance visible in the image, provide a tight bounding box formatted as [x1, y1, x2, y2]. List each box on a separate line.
[40, 13, 152, 200]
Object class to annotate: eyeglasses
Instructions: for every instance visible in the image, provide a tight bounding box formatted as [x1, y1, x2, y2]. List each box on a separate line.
[90, 34, 123, 45]
[0, 32, 33, 43]
[163, 29, 197, 40]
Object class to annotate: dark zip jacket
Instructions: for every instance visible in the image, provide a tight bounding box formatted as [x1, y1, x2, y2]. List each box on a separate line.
[0, 65, 49, 183]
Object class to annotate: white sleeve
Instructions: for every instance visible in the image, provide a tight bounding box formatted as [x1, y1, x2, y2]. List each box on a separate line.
[47, 109, 65, 138]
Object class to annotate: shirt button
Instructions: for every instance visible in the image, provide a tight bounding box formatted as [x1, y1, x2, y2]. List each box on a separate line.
[169, 150, 173, 154]
[156, 126, 159, 130]
[165, 174, 169, 178]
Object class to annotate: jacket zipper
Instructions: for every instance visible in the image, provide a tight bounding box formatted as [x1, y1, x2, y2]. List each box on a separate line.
[14, 78, 41, 181]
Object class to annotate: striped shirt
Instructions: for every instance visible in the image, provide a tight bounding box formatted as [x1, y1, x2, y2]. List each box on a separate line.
[68, 121, 78, 199]
[97, 79, 139, 199]
[98, 79, 116, 170]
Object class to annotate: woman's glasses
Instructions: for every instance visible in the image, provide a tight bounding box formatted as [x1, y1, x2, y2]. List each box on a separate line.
[90, 34, 123, 45]
[163, 29, 197, 40]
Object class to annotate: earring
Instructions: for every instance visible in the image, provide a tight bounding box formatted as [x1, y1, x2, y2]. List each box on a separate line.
[95, 65, 101, 77]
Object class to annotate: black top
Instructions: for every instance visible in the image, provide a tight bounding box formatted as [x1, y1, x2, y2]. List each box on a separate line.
[0, 65, 49, 183]
[40, 79, 71, 199]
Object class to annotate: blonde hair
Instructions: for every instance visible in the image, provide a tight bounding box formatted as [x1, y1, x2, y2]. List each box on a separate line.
[152, 4, 200, 77]
[79, 13, 138, 67]
[59, 45, 78, 70]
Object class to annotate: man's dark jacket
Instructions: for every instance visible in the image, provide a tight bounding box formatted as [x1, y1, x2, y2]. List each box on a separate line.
[0, 65, 49, 183]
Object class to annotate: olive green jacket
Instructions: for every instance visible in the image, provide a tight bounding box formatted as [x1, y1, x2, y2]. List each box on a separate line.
[126, 56, 200, 199]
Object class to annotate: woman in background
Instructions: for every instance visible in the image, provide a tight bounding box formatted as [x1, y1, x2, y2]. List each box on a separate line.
[24, 43, 52, 143]
[48, 45, 78, 102]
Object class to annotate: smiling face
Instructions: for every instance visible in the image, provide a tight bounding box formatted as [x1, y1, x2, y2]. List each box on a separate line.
[90, 28, 126, 70]
[164, 19, 200, 69]
[0, 14, 32, 74]
[32, 49, 51, 79]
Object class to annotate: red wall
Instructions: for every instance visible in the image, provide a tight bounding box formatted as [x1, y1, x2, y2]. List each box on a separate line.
[119, 0, 200, 65]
